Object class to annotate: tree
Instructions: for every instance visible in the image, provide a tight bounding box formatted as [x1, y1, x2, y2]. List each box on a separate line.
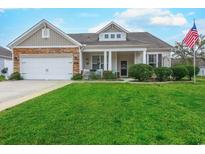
[173, 34, 205, 64]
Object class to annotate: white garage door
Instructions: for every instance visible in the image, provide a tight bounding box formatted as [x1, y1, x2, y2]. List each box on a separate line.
[20, 55, 73, 80]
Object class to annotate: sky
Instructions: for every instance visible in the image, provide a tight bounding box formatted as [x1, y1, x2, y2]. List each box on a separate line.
[0, 8, 205, 48]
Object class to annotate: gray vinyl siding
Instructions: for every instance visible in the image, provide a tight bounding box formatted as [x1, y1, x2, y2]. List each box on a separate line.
[18, 27, 76, 46]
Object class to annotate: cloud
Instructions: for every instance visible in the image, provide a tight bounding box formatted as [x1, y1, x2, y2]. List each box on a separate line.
[196, 19, 205, 34]
[88, 19, 145, 33]
[188, 11, 195, 16]
[88, 9, 188, 33]
[88, 21, 110, 32]
[182, 19, 205, 36]
[114, 9, 170, 20]
[150, 13, 187, 26]
[52, 18, 64, 27]
[115, 8, 187, 26]
[0, 9, 4, 13]
[79, 13, 99, 18]
[182, 29, 189, 35]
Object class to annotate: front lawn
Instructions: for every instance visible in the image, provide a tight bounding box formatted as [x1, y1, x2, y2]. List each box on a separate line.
[0, 79, 205, 144]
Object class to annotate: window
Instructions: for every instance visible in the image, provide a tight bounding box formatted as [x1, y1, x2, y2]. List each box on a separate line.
[100, 32, 126, 41]
[92, 56, 104, 70]
[148, 54, 157, 67]
[111, 34, 115, 38]
[117, 34, 121, 38]
[104, 34, 109, 39]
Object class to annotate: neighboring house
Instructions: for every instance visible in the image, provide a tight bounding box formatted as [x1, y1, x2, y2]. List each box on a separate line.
[8, 19, 172, 80]
[0, 46, 13, 77]
[172, 58, 205, 76]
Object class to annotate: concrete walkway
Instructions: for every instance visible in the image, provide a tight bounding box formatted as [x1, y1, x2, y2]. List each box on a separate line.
[0, 80, 72, 112]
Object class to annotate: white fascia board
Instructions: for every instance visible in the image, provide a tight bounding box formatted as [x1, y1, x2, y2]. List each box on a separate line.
[96, 21, 129, 34]
[7, 19, 82, 49]
[83, 48, 147, 52]
[7, 20, 44, 48]
[13, 46, 79, 48]
[46, 20, 82, 46]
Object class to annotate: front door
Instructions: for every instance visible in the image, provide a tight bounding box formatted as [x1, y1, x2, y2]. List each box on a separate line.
[120, 61, 128, 77]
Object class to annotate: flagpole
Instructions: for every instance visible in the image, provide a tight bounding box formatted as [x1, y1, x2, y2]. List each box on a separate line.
[193, 47, 196, 83]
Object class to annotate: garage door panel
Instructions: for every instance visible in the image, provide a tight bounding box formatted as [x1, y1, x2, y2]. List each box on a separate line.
[20, 56, 73, 80]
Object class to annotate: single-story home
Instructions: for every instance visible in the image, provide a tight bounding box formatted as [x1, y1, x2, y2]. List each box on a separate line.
[8, 19, 172, 80]
[0, 46, 13, 77]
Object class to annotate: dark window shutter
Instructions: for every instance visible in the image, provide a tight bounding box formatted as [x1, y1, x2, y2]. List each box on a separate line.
[158, 54, 162, 67]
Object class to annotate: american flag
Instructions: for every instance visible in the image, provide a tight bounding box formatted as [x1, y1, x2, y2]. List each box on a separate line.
[183, 21, 199, 49]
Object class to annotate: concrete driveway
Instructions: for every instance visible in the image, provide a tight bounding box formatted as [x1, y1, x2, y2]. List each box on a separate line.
[0, 80, 72, 111]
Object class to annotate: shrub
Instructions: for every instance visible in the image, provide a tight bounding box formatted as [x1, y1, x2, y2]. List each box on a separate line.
[184, 65, 200, 80]
[103, 71, 117, 80]
[154, 67, 172, 81]
[171, 66, 188, 80]
[90, 72, 101, 80]
[1, 67, 8, 74]
[71, 73, 82, 80]
[0, 75, 5, 81]
[9, 72, 23, 80]
[128, 64, 153, 81]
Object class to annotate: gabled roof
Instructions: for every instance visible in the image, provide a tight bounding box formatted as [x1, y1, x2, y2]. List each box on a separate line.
[8, 19, 82, 48]
[96, 21, 129, 34]
[0, 46, 12, 59]
[69, 32, 173, 49]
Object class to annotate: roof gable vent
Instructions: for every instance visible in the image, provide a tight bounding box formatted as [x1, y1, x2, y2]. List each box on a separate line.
[42, 28, 50, 39]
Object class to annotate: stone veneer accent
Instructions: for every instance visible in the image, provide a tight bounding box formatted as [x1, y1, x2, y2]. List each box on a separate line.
[13, 48, 79, 75]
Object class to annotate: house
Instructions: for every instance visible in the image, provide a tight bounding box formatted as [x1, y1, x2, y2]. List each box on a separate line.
[8, 19, 172, 80]
[0, 46, 13, 77]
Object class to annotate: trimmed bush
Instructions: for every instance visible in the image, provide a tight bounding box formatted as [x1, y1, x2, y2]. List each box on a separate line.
[71, 73, 82, 80]
[90, 72, 101, 80]
[103, 71, 117, 80]
[0, 75, 5, 81]
[129, 64, 153, 81]
[185, 65, 200, 80]
[171, 66, 188, 80]
[154, 67, 172, 81]
[9, 72, 23, 80]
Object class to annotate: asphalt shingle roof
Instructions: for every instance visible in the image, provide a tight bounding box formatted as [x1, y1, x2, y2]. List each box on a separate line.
[0, 46, 12, 59]
[68, 32, 172, 48]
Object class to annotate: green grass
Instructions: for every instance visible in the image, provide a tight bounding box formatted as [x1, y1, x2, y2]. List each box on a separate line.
[0, 75, 5, 81]
[0, 79, 205, 144]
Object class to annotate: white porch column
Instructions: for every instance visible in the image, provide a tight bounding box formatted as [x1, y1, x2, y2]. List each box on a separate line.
[79, 49, 83, 72]
[104, 51, 107, 71]
[143, 49, 147, 64]
[108, 51, 112, 71]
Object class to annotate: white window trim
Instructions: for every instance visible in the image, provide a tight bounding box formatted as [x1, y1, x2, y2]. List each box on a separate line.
[101, 32, 126, 41]
[147, 53, 163, 67]
[91, 55, 104, 70]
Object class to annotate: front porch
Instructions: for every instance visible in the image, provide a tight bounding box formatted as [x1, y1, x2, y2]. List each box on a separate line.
[81, 49, 147, 77]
